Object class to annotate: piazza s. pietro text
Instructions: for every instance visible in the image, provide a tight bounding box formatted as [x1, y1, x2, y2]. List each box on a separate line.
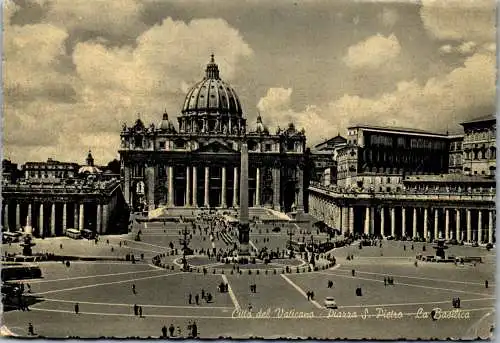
[1, 0, 496, 340]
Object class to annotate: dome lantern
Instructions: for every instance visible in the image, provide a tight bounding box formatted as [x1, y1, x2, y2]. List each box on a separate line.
[205, 54, 220, 80]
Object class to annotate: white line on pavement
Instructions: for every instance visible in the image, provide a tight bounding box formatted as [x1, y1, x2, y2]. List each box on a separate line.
[38, 297, 233, 309]
[22, 268, 162, 284]
[33, 271, 184, 296]
[334, 268, 494, 286]
[221, 274, 240, 310]
[280, 274, 322, 309]
[316, 272, 492, 297]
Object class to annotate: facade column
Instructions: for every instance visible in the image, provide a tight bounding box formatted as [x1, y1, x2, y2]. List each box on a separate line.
[272, 167, 280, 211]
[380, 207, 385, 237]
[255, 167, 261, 207]
[221, 166, 227, 208]
[102, 204, 109, 234]
[185, 166, 191, 207]
[79, 203, 84, 230]
[74, 204, 79, 230]
[423, 208, 428, 240]
[192, 166, 198, 207]
[342, 207, 349, 233]
[50, 203, 56, 236]
[233, 166, 239, 208]
[391, 207, 396, 237]
[62, 203, 67, 234]
[3, 202, 8, 232]
[402, 207, 406, 237]
[204, 166, 210, 207]
[488, 210, 494, 244]
[364, 206, 370, 235]
[412, 207, 417, 239]
[466, 209, 471, 242]
[370, 207, 375, 235]
[445, 208, 450, 240]
[477, 210, 482, 243]
[349, 206, 354, 234]
[168, 166, 174, 206]
[15, 202, 20, 230]
[146, 165, 156, 211]
[296, 167, 304, 212]
[39, 203, 44, 235]
[456, 209, 461, 241]
[434, 208, 439, 240]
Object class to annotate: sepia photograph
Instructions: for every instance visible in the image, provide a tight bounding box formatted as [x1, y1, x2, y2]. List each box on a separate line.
[1, 0, 496, 339]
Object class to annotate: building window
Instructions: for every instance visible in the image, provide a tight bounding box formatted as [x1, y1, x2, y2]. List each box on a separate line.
[386, 177, 390, 183]
[265, 143, 272, 152]
[159, 141, 165, 149]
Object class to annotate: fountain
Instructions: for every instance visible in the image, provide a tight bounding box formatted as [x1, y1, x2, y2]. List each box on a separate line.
[20, 230, 36, 256]
[432, 238, 449, 259]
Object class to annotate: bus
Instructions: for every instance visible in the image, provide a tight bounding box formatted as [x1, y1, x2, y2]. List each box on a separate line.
[2, 232, 23, 244]
[65, 228, 81, 239]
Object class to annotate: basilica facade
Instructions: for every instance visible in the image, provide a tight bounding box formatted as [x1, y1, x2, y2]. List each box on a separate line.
[119, 56, 307, 213]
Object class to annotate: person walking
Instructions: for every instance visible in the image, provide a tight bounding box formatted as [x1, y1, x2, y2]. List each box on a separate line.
[162, 325, 167, 338]
[132, 284, 136, 294]
[189, 293, 192, 304]
[74, 303, 79, 314]
[195, 294, 199, 305]
[169, 324, 175, 337]
[28, 323, 34, 336]
[139, 306, 143, 317]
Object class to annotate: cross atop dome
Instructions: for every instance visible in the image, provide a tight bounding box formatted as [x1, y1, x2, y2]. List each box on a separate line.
[205, 53, 220, 80]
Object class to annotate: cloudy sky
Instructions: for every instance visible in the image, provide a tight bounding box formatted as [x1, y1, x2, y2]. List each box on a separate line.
[3, 0, 496, 165]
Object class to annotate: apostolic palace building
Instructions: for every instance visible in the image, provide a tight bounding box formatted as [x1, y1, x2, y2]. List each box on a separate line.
[119, 55, 307, 214]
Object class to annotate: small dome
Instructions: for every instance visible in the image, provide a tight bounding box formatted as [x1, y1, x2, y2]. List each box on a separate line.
[159, 111, 176, 132]
[251, 115, 268, 134]
[181, 55, 243, 116]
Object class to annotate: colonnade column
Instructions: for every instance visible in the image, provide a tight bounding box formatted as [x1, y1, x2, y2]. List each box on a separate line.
[423, 208, 428, 240]
[192, 166, 198, 207]
[39, 203, 44, 234]
[477, 210, 482, 243]
[434, 208, 439, 239]
[27, 203, 32, 227]
[349, 207, 354, 234]
[255, 167, 261, 207]
[185, 166, 191, 207]
[391, 207, 396, 237]
[456, 209, 461, 241]
[204, 167, 209, 207]
[3, 203, 8, 231]
[96, 204, 102, 234]
[364, 207, 370, 235]
[168, 166, 174, 206]
[380, 207, 385, 237]
[74, 205, 79, 230]
[445, 209, 450, 240]
[79, 203, 84, 230]
[370, 207, 375, 236]
[50, 203, 56, 236]
[488, 211, 494, 244]
[62, 203, 67, 234]
[412, 207, 417, 239]
[221, 166, 227, 208]
[402, 207, 406, 237]
[15, 203, 20, 230]
[102, 204, 109, 234]
[233, 167, 239, 208]
[466, 209, 471, 242]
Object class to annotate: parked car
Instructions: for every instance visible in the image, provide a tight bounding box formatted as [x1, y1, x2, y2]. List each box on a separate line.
[324, 297, 338, 309]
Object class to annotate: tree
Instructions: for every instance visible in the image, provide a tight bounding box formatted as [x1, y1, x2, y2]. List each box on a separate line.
[105, 159, 120, 174]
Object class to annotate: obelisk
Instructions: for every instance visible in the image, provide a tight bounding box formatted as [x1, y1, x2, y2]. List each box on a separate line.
[238, 140, 250, 256]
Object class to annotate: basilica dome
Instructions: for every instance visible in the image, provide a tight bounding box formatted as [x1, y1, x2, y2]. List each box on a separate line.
[182, 55, 243, 117]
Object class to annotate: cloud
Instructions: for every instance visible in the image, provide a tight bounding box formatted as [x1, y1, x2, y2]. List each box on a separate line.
[4, 11, 253, 164]
[258, 51, 495, 146]
[439, 41, 477, 55]
[420, 0, 495, 43]
[34, 0, 146, 39]
[343, 34, 401, 69]
[380, 7, 399, 27]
